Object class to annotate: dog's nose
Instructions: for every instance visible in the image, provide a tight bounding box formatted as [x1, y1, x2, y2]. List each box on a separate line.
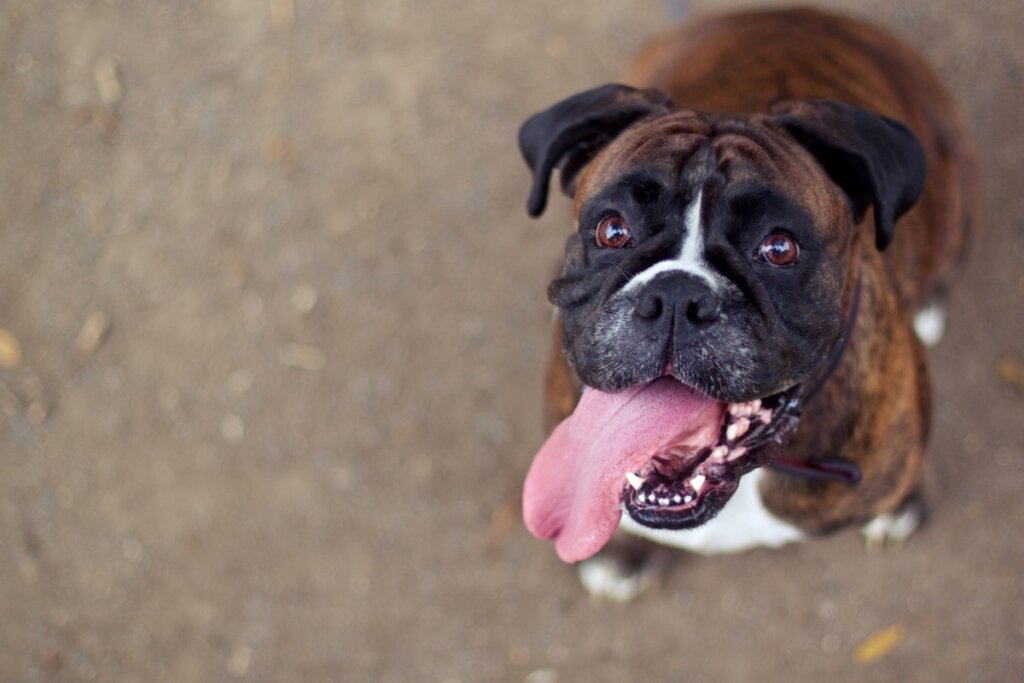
[635, 272, 721, 325]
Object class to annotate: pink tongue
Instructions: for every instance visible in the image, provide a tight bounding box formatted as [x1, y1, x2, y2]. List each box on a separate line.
[522, 377, 721, 563]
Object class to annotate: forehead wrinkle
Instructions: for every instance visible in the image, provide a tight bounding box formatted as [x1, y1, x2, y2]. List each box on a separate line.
[604, 114, 710, 170]
[574, 119, 711, 211]
[711, 126, 844, 237]
[621, 131, 706, 170]
[712, 132, 783, 179]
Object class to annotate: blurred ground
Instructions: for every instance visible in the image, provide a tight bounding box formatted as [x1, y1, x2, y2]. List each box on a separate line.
[1, 0, 1022, 681]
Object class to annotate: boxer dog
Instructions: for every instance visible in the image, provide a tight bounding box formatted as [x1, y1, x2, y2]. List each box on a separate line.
[518, 8, 979, 599]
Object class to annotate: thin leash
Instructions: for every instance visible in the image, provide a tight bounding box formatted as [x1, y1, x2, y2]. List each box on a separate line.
[768, 273, 864, 485]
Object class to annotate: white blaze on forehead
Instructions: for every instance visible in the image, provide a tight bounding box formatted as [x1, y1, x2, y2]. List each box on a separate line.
[622, 190, 721, 294]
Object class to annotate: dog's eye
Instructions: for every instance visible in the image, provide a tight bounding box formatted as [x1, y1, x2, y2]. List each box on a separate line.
[595, 214, 633, 249]
[756, 231, 799, 267]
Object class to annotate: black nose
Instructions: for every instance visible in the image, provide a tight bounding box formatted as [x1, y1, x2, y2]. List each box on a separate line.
[635, 272, 721, 325]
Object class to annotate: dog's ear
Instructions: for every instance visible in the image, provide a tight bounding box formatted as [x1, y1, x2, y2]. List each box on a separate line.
[770, 100, 926, 250]
[519, 84, 672, 217]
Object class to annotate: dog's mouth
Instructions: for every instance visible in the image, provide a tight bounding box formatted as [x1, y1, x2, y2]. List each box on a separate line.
[522, 377, 802, 563]
[621, 387, 800, 529]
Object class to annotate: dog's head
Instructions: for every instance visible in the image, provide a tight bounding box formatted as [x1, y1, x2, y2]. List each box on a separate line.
[519, 84, 925, 558]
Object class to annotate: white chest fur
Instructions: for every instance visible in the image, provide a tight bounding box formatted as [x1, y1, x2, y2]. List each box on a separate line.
[618, 469, 805, 554]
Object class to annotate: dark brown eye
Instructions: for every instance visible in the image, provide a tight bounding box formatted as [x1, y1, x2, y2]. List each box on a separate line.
[595, 214, 633, 249]
[756, 231, 799, 266]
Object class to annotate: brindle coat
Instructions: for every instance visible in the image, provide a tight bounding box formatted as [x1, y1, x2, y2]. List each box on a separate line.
[538, 8, 979, 533]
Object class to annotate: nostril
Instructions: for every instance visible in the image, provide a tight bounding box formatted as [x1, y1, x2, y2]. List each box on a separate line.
[636, 291, 664, 319]
[687, 296, 721, 324]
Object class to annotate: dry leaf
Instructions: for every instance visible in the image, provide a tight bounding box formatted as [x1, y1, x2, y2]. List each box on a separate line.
[853, 624, 905, 664]
[0, 327, 23, 369]
[997, 358, 1024, 395]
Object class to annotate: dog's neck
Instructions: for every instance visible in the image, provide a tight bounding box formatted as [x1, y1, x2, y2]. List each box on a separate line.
[760, 243, 929, 532]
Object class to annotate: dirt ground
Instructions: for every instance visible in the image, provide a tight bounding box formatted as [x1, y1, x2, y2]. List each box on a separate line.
[1, 0, 1022, 681]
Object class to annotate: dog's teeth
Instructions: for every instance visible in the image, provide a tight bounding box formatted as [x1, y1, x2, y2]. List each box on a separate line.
[691, 474, 706, 493]
[758, 409, 773, 424]
[658, 497, 670, 506]
[625, 472, 644, 491]
[726, 424, 738, 441]
[750, 399, 762, 413]
[728, 403, 742, 416]
[733, 417, 750, 439]
[728, 446, 748, 461]
[711, 445, 729, 460]
[684, 495, 693, 503]
[673, 494, 683, 503]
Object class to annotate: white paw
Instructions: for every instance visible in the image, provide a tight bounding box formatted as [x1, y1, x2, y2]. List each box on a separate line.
[913, 303, 946, 347]
[860, 503, 923, 550]
[577, 555, 654, 603]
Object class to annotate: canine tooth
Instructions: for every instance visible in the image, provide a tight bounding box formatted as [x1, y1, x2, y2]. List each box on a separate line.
[625, 472, 644, 491]
[758, 409, 773, 424]
[691, 474, 706, 493]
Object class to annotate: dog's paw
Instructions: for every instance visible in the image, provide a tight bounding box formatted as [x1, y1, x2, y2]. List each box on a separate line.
[860, 500, 925, 551]
[577, 550, 663, 602]
[913, 302, 947, 347]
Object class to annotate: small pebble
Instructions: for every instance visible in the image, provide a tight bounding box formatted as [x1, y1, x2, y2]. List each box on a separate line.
[524, 669, 558, 683]
[220, 415, 245, 443]
[278, 343, 326, 371]
[226, 368, 255, 396]
[93, 56, 123, 106]
[269, 0, 294, 30]
[290, 285, 318, 314]
[77, 311, 111, 354]
[227, 645, 252, 677]
[26, 400, 48, 425]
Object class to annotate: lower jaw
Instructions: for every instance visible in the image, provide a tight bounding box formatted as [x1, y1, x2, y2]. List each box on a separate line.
[620, 387, 803, 530]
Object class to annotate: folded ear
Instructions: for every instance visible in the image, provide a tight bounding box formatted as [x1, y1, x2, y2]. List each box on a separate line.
[770, 100, 926, 250]
[519, 84, 672, 217]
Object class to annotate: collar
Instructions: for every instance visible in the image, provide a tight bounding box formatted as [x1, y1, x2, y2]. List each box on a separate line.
[767, 272, 863, 486]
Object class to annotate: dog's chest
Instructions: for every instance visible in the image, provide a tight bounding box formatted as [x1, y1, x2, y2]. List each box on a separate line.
[618, 469, 805, 554]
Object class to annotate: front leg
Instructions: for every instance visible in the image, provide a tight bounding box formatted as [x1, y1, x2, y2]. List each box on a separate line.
[861, 493, 927, 550]
[577, 530, 672, 602]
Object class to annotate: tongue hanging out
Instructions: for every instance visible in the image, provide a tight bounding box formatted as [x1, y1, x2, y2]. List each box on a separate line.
[522, 377, 803, 563]
[521, 378, 724, 562]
